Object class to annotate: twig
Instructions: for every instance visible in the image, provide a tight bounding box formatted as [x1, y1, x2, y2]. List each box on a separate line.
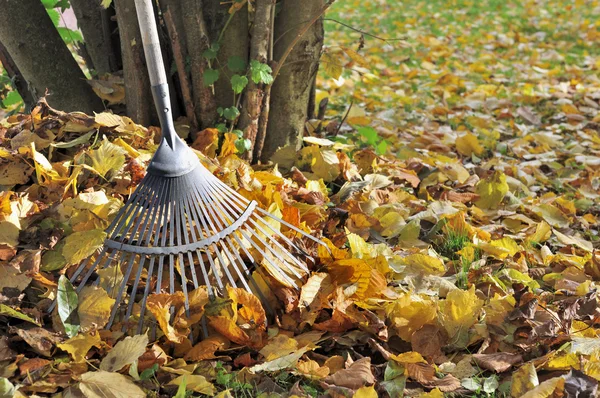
[163, 8, 198, 131]
[323, 18, 406, 42]
[334, 101, 353, 136]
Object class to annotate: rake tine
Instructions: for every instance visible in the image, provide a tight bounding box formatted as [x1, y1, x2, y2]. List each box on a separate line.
[155, 179, 173, 294]
[203, 178, 308, 274]
[189, 183, 237, 289]
[107, 178, 166, 329]
[173, 177, 190, 314]
[108, 175, 156, 240]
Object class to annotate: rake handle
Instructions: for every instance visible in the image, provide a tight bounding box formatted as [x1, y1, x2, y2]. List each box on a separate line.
[134, 0, 178, 148]
[134, 0, 166, 87]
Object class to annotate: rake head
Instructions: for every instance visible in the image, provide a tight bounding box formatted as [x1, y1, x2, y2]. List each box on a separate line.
[51, 160, 329, 334]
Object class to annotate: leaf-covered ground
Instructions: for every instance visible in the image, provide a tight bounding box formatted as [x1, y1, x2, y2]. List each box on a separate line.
[1, 0, 600, 397]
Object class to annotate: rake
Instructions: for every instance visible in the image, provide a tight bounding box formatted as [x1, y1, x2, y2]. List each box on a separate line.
[50, 0, 329, 336]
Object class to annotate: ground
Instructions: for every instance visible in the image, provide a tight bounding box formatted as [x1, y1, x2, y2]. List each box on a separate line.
[0, 0, 600, 397]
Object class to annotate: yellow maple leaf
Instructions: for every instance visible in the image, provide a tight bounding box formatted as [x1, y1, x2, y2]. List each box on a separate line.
[456, 133, 485, 157]
[78, 286, 115, 332]
[386, 293, 437, 341]
[146, 292, 187, 343]
[475, 171, 509, 209]
[61, 229, 106, 266]
[438, 286, 483, 342]
[57, 332, 102, 362]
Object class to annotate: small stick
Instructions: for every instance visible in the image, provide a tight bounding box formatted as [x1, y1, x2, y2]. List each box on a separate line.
[163, 8, 198, 132]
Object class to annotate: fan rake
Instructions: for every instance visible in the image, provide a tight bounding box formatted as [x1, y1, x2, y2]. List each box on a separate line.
[50, 0, 329, 336]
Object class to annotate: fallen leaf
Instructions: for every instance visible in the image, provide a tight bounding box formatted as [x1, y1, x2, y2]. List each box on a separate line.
[79, 370, 145, 398]
[100, 334, 148, 372]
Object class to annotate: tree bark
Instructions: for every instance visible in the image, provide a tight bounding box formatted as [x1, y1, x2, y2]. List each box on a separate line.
[261, 0, 326, 161]
[115, 0, 155, 125]
[70, 0, 117, 75]
[238, 0, 273, 161]
[0, 0, 102, 114]
[204, 0, 249, 110]
[181, 0, 217, 130]
[0, 42, 36, 110]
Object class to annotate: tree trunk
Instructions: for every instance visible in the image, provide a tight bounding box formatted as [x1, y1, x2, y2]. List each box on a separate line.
[261, 0, 325, 161]
[0, 0, 102, 114]
[115, 0, 155, 125]
[204, 0, 249, 110]
[0, 42, 36, 110]
[70, 0, 117, 75]
[238, 0, 273, 160]
[181, 0, 217, 130]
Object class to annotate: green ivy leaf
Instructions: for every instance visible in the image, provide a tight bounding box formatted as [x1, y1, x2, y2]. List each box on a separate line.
[232, 129, 244, 138]
[223, 106, 240, 121]
[235, 138, 252, 154]
[140, 364, 159, 381]
[46, 8, 60, 27]
[231, 75, 249, 94]
[250, 60, 274, 85]
[227, 56, 247, 73]
[57, 27, 84, 44]
[356, 126, 379, 146]
[376, 140, 388, 155]
[202, 43, 221, 60]
[203, 69, 220, 87]
[100, 0, 113, 8]
[41, 0, 59, 9]
[216, 123, 227, 132]
[57, 275, 80, 338]
[2, 91, 23, 108]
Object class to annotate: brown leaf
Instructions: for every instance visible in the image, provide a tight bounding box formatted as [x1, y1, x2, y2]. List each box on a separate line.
[472, 352, 523, 373]
[411, 325, 447, 363]
[324, 357, 375, 390]
[13, 327, 61, 357]
[406, 362, 461, 392]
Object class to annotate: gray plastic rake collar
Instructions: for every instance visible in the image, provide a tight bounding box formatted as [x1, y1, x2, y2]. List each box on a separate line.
[147, 84, 200, 177]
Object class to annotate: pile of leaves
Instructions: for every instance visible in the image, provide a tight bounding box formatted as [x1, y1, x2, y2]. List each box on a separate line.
[1, 0, 600, 397]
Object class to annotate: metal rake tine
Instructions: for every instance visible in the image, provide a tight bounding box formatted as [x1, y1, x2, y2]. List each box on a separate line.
[188, 182, 237, 289]
[193, 181, 254, 292]
[223, 179, 331, 252]
[105, 174, 156, 237]
[203, 178, 309, 272]
[200, 180, 301, 285]
[107, 178, 167, 329]
[173, 176, 190, 314]
[108, 175, 157, 240]
[125, 178, 170, 331]
[155, 179, 174, 295]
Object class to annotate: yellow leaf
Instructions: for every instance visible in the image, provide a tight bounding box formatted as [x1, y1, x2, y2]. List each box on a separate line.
[299, 273, 333, 310]
[100, 333, 148, 372]
[62, 229, 106, 265]
[168, 375, 216, 396]
[533, 204, 570, 229]
[296, 359, 330, 379]
[475, 171, 509, 209]
[438, 285, 483, 342]
[527, 221, 552, 244]
[219, 133, 238, 158]
[520, 377, 564, 398]
[0, 263, 31, 293]
[78, 286, 115, 331]
[390, 351, 427, 364]
[260, 335, 298, 361]
[386, 293, 437, 341]
[184, 335, 229, 361]
[322, 50, 343, 79]
[511, 363, 539, 397]
[420, 388, 444, 398]
[80, 370, 145, 398]
[0, 160, 33, 185]
[456, 133, 485, 157]
[57, 332, 102, 362]
[208, 315, 254, 347]
[87, 137, 127, 179]
[403, 253, 446, 276]
[341, 46, 369, 67]
[353, 386, 378, 398]
[227, 286, 266, 327]
[553, 229, 593, 252]
[146, 293, 187, 343]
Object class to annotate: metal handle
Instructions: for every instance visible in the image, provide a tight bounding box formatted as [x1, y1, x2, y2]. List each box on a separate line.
[134, 0, 166, 86]
[134, 0, 178, 148]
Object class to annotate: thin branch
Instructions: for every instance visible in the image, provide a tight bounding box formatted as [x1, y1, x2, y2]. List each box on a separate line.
[323, 18, 406, 42]
[163, 8, 198, 131]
